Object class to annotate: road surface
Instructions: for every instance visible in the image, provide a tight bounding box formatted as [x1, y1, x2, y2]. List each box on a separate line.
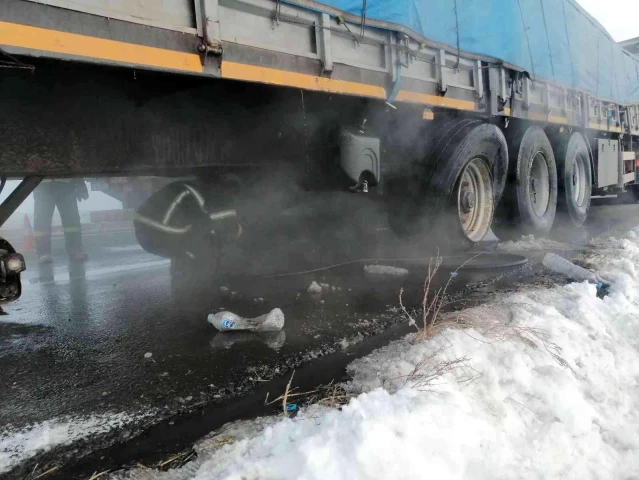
[1, 201, 637, 478]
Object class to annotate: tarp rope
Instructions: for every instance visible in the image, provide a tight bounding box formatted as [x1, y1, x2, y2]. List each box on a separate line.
[516, 0, 536, 79]
[453, 0, 461, 70]
[595, 35, 600, 97]
[539, 0, 556, 83]
[274, 0, 282, 23]
[561, 0, 575, 88]
[631, 61, 639, 98]
[360, 0, 367, 40]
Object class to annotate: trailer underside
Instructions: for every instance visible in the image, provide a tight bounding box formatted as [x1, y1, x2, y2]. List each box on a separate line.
[1, 0, 639, 305]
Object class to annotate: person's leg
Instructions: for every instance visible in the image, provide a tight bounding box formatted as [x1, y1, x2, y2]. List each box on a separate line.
[33, 183, 56, 260]
[55, 183, 84, 259]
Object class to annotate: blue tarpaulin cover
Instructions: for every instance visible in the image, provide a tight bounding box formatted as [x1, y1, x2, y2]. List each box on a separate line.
[303, 0, 639, 104]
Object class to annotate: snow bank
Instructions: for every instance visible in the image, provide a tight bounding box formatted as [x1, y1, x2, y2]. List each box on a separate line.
[0, 413, 143, 474]
[124, 227, 639, 480]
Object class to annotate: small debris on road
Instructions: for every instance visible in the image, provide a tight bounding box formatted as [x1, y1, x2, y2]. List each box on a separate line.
[307, 281, 322, 294]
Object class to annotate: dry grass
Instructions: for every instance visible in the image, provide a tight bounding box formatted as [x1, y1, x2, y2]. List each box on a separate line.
[26, 465, 58, 479]
[383, 345, 482, 393]
[265, 370, 319, 416]
[399, 253, 478, 341]
[305, 381, 352, 409]
[398, 254, 571, 373]
[265, 371, 354, 419]
[453, 304, 573, 371]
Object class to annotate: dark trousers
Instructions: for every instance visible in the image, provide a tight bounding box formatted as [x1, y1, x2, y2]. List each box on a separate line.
[34, 182, 83, 256]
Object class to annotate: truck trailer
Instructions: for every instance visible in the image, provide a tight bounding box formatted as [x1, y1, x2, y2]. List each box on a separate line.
[0, 0, 638, 300]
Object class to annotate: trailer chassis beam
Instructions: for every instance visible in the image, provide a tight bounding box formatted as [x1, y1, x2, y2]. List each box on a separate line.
[0, 176, 42, 228]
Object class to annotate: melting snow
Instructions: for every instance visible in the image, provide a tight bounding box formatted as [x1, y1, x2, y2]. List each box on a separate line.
[0, 413, 144, 474]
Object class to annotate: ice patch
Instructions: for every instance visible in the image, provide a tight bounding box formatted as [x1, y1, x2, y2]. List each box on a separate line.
[105, 245, 144, 253]
[364, 265, 409, 276]
[497, 234, 573, 252]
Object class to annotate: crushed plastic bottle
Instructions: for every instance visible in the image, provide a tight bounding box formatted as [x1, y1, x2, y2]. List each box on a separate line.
[208, 308, 285, 332]
[542, 253, 611, 298]
[542, 253, 598, 283]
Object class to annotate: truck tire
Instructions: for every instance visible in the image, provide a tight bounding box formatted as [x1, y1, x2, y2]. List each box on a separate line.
[552, 132, 591, 226]
[498, 125, 557, 235]
[387, 120, 508, 245]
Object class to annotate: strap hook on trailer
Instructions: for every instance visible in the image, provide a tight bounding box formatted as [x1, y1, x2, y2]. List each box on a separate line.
[336, 16, 360, 46]
[385, 64, 403, 111]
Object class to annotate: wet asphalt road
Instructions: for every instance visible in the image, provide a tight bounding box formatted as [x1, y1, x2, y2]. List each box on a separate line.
[2, 233, 517, 428]
[2, 201, 639, 477]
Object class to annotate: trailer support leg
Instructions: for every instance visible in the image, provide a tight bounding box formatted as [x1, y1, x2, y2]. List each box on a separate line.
[0, 176, 42, 228]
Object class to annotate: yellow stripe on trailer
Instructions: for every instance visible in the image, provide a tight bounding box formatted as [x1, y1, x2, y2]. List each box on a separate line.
[527, 112, 571, 125]
[589, 122, 623, 133]
[395, 90, 477, 111]
[0, 21, 203, 73]
[548, 115, 570, 125]
[221, 61, 387, 99]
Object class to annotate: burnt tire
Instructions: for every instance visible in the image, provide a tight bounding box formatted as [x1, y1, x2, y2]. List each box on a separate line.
[498, 126, 557, 235]
[552, 132, 591, 227]
[387, 120, 508, 245]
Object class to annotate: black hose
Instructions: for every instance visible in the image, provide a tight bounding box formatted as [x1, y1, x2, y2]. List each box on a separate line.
[263, 253, 528, 278]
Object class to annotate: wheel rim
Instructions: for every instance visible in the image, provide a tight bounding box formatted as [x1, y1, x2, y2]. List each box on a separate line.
[529, 152, 550, 218]
[572, 152, 587, 207]
[458, 157, 494, 242]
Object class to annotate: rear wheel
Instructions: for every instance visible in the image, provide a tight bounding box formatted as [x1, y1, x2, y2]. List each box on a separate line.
[552, 132, 592, 226]
[387, 120, 508, 246]
[456, 157, 495, 242]
[497, 125, 557, 235]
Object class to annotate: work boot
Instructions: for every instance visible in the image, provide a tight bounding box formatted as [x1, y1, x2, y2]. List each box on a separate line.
[69, 251, 87, 263]
[37, 255, 53, 264]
